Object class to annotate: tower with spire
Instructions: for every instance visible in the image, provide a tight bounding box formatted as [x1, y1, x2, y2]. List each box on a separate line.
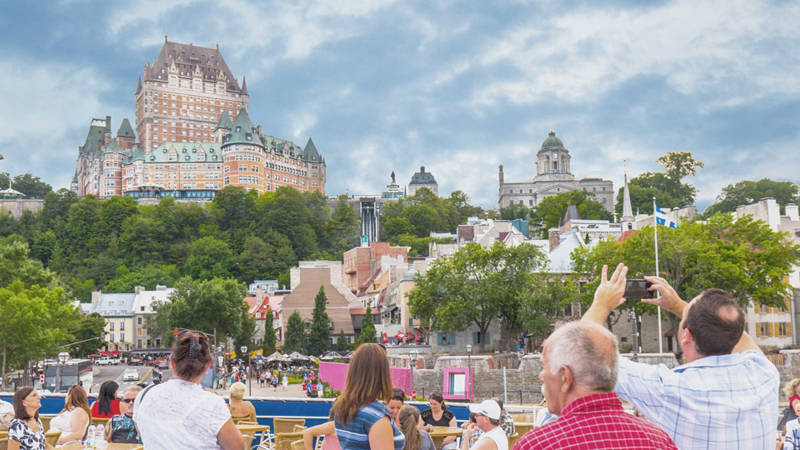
[621, 164, 634, 231]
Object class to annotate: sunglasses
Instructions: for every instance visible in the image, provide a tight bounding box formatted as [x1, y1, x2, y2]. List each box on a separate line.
[121, 399, 135, 404]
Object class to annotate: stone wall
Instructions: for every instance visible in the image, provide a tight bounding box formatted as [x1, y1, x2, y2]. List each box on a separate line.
[403, 352, 679, 405]
[0, 198, 44, 218]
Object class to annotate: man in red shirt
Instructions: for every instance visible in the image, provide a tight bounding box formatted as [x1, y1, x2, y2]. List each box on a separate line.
[513, 321, 676, 450]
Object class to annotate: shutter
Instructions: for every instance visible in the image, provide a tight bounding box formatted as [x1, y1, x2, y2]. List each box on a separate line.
[473, 332, 478, 345]
[756, 323, 761, 337]
[789, 322, 793, 337]
[437, 333, 444, 345]
[771, 322, 776, 337]
[485, 331, 491, 345]
[450, 333, 456, 346]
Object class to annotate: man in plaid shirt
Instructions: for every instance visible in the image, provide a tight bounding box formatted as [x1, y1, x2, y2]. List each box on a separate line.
[513, 321, 677, 449]
[581, 263, 779, 449]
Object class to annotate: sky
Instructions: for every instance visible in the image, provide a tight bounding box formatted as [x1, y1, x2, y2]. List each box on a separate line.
[1, 0, 798, 211]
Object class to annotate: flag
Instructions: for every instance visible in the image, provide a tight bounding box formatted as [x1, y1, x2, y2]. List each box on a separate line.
[654, 205, 680, 229]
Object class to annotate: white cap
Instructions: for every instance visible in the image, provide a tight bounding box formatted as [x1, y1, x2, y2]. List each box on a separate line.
[469, 399, 501, 420]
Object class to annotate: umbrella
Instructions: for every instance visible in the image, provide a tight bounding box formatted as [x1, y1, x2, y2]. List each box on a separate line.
[320, 351, 343, 360]
[288, 352, 309, 361]
[265, 352, 284, 362]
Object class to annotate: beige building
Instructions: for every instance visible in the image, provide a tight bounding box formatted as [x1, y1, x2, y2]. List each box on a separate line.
[87, 292, 136, 352]
[498, 131, 614, 212]
[132, 286, 174, 349]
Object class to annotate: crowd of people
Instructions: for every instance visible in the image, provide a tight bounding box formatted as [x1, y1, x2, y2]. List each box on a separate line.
[0, 262, 793, 449]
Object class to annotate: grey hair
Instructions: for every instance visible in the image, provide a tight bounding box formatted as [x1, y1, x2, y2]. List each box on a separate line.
[124, 384, 143, 395]
[546, 321, 618, 392]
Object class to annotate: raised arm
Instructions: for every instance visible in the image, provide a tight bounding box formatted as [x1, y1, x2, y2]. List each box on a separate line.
[581, 263, 628, 326]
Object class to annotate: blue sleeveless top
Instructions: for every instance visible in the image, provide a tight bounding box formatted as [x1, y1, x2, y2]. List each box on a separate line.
[334, 401, 405, 450]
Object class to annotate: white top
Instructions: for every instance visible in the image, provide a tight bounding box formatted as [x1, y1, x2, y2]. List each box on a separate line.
[49, 408, 85, 436]
[478, 426, 507, 450]
[134, 379, 231, 450]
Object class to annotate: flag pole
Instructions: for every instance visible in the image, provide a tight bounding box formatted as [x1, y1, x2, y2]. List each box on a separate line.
[653, 197, 663, 353]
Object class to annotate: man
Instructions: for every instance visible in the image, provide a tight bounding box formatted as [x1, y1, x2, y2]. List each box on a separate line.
[514, 321, 676, 449]
[463, 399, 508, 450]
[0, 397, 13, 431]
[492, 397, 515, 436]
[582, 263, 780, 449]
[106, 384, 143, 444]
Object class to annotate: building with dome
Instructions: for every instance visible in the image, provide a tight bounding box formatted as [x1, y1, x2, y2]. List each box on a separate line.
[498, 131, 613, 211]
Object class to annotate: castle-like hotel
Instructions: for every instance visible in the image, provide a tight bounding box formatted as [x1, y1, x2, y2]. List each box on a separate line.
[73, 38, 325, 201]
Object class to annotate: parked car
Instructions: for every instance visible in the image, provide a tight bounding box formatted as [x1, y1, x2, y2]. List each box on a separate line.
[158, 360, 169, 369]
[123, 368, 139, 382]
[129, 358, 143, 366]
[96, 357, 114, 366]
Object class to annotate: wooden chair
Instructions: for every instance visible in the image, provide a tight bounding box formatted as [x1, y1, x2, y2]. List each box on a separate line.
[293, 424, 307, 432]
[0, 436, 8, 450]
[514, 423, 534, 436]
[90, 416, 111, 427]
[44, 430, 61, 448]
[290, 438, 305, 450]
[274, 418, 305, 434]
[0, 431, 6, 438]
[236, 423, 271, 449]
[242, 433, 256, 450]
[274, 431, 305, 450]
[507, 432, 520, 449]
[40, 414, 55, 432]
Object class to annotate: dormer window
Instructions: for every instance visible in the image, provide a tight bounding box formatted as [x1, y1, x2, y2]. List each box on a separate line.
[236, 126, 241, 132]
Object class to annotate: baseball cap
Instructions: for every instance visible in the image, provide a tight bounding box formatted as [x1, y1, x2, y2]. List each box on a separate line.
[469, 399, 501, 420]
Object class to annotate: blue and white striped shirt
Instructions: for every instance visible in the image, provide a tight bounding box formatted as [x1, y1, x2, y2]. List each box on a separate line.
[616, 350, 779, 449]
[334, 401, 405, 450]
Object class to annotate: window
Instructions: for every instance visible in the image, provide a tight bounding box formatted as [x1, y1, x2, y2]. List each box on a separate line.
[438, 332, 455, 345]
[110, 333, 115, 342]
[109, 322, 115, 331]
[138, 317, 142, 325]
[472, 331, 490, 345]
[120, 322, 125, 331]
[120, 333, 125, 342]
[137, 329, 142, 337]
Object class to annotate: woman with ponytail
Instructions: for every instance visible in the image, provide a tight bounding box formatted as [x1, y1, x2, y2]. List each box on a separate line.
[133, 330, 243, 450]
[398, 405, 434, 450]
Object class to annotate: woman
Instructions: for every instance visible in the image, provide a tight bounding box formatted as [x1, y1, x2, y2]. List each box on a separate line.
[398, 405, 434, 450]
[331, 343, 405, 450]
[7, 387, 51, 450]
[303, 421, 340, 450]
[91, 380, 121, 418]
[133, 330, 243, 449]
[386, 389, 405, 424]
[228, 382, 256, 422]
[420, 392, 457, 449]
[49, 384, 90, 445]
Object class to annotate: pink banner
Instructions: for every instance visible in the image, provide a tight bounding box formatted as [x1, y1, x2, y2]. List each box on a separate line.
[319, 361, 412, 394]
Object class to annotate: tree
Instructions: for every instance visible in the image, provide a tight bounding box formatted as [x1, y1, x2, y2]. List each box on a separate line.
[262, 308, 277, 355]
[283, 311, 306, 353]
[703, 179, 800, 217]
[307, 286, 331, 355]
[65, 312, 106, 357]
[358, 305, 378, 345]
[571, 214, 800, 337]
[532, 191, 612, 237]
[184, 236, 234, 280]
[151, 277, 250, 345]
[615, 152, 704, 216]
[336, 330, 349, 352]
[0, 173, 52, 197]
[500, 203, 531, 220]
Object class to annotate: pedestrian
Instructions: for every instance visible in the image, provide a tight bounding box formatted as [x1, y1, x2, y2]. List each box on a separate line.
[272, 374, 278, 391]
[461, 400, 508, 450]
[581, 263, 779, 449]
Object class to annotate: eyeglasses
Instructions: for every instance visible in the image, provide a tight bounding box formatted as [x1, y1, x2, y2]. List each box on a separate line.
[121, 399, 135, 404]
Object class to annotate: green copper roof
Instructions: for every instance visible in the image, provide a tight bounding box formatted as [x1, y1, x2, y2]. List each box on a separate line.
[146, 142, 221, 163]
[117, 118, 135, 139]
[224, 108, 263, 147]
[104, 138, 121, 154]
[216, 110, 232, 130]
[540, 130, 565, 151]
[79, 117, 111, 157]
[125, 144, 145, 163]
[410, 166, 436, 185]
[303, 137, 321, 162]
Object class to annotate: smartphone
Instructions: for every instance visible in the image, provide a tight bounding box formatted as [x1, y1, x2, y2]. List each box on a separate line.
[624, 279, 653, 299]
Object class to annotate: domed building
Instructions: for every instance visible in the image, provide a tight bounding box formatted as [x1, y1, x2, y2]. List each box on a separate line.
[498, 131, 613, 211]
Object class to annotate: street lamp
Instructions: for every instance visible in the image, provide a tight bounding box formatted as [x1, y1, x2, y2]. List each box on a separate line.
[465, 344, 472, 401]
[55, 352, 69, 393]
[409, 350, 419, 396]
[240, 346, 251, 397]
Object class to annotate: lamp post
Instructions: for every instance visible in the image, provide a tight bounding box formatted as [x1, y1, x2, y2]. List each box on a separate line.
[409, 350, 419, 396]
[55, 352, 69, 393]
[240, 345, 251, 396]
[465, 344, 472, 401]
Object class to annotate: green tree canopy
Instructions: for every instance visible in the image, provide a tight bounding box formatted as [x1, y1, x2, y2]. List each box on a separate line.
[532, 191, 612, 237]
[184, 236, 234, 280]
[283, 311, 306, 354]
[261, 308, 277, 355]
[307, 286, 331, 356]
[703, 179, 800, 217]
[358, 304, 378, 345]
[0, 173, 52, 197]
[615, 152, 704, 216]
[408, 242, 549, 351]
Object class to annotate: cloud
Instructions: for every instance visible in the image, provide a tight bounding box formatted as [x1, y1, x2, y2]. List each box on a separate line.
[464, 0, 800, 109]
[0, 58, 124, 188]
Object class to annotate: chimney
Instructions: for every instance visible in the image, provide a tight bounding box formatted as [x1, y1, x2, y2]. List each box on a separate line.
[787, 204, 799, 221]
[498, 164, 504, 185]
[548, 229, 560, 251]
[256, 125, 262, 135]
[420, 166, 425, 173]
[91, 290, 102, 306]
[134, 285, 144, 295]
